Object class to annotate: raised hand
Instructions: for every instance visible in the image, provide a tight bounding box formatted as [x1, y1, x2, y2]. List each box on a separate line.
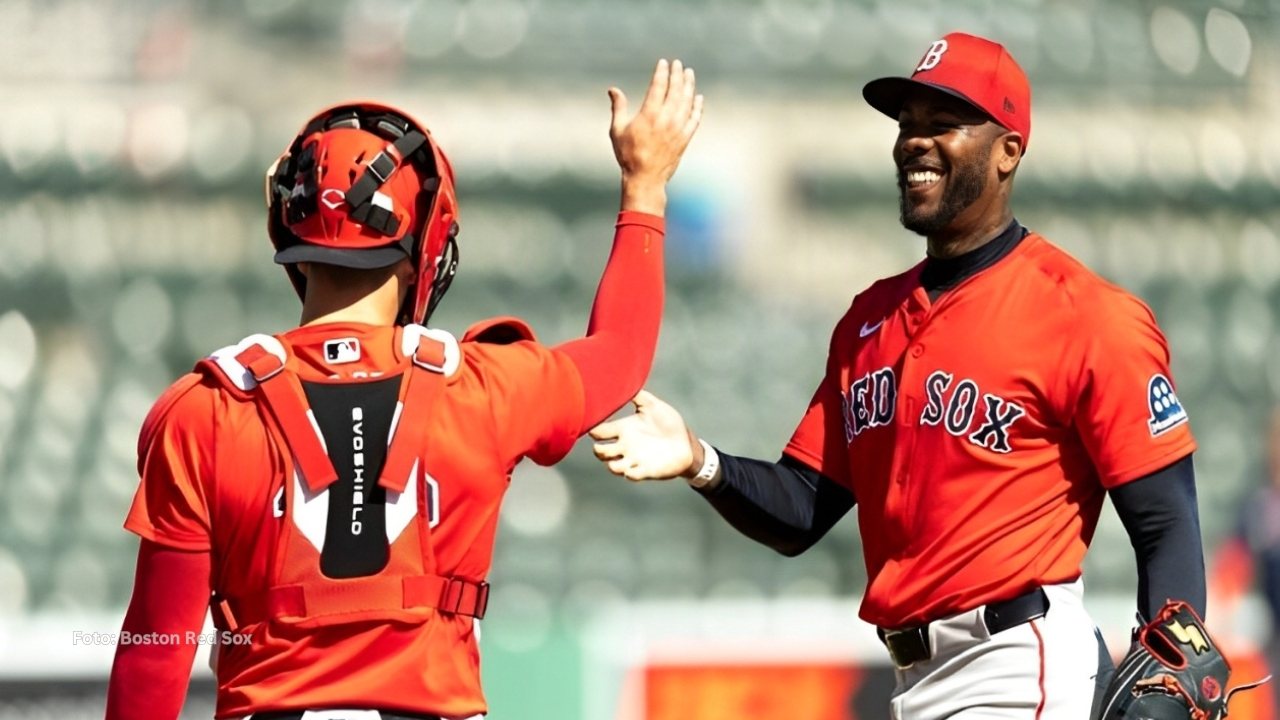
[608, 59, 705, 215]
[590, 390, 698, 482]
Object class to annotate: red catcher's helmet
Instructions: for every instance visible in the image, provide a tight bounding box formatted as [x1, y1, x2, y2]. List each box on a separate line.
[266, 102, 460, 325]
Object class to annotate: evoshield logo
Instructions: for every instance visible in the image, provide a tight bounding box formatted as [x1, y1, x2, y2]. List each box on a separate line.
[321, 188, 346, 210]
[351, 407, 366, 535]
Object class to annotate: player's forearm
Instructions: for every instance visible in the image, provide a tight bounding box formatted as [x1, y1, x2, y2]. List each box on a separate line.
[106, 541, 212, 720]
[1109, 455, 1206, 620]
[106, 643, 200, 720]
[558, 213, 665, 430]
[696, 452, 854, 557]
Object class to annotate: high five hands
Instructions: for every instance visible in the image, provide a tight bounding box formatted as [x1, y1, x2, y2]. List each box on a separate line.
[590, 390, 700, 482]
[609, 59, 705, 215]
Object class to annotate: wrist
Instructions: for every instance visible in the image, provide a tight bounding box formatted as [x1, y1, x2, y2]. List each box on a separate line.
[686, 439, 720, 489]
[682, 427, 721, 489]
[620, 176, 667, 216]
[679, 427, 703, 478]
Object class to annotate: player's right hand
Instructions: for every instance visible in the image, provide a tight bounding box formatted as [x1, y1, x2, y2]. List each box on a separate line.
[609, 59, 704, 215]
[590, 390, 696, 482]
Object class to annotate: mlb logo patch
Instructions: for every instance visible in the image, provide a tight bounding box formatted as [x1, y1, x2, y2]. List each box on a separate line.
[324, 338, 361, 365]
[1147, 374, 1188, 436]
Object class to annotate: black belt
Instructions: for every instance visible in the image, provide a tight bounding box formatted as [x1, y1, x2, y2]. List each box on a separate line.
[877, 586, 1050, 669]
[252, 707, 442, 712]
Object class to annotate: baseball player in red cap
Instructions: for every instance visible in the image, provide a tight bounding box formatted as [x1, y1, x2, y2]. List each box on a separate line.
[592, 33, 1212, 718]
[105, 59, 702, 720]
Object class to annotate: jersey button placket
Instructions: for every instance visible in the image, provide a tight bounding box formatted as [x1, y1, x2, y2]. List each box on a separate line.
[896, 307, 930, 549]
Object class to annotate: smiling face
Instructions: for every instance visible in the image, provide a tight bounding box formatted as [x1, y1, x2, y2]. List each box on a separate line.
[894, 87, 1017, 241]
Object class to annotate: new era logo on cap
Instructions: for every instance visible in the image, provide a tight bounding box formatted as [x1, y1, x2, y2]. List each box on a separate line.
[863, 31, 1032, 149]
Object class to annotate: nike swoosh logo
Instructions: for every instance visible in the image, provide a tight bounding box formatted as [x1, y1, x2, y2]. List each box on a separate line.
[859, 319, 885, 338]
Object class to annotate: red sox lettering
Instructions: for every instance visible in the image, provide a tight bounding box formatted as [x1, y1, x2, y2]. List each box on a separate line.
[920, 370, 1026, 453]
[843, 367, 1026, 453]
[841, 367, 897, 441]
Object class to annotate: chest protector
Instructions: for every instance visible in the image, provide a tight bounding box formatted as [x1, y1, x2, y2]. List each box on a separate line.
[199, 325, 488, 632]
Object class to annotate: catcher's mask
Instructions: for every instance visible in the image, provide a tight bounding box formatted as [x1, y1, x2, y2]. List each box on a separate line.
[266, 101, 460, 326]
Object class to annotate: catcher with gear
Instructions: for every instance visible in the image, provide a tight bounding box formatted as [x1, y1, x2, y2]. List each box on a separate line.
[1098, 600, 1269, 719]
[106, 59, 704, 720]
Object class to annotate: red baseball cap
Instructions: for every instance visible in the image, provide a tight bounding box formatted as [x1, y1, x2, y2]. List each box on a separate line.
[862, 32, 1031, 149]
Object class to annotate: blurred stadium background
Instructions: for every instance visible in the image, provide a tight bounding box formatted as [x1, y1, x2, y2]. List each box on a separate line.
[0, 0, 1278, 717]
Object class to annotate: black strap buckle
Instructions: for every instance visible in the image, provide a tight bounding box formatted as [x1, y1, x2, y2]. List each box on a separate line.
[878, 625, 931, 669]
[365, 151, 396, 184]
[210, 592, 240, 633]
[346, 131, 430, 211]
[348, 201, 401, 236]
[474, 581, 490, 620]
[439, 578, 490, 619]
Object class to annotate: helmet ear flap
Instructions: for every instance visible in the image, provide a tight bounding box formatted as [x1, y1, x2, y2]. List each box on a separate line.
[426, 223, 460, 320]
[398, 218, 459, 327]
[264, 155, 285, 209]
[265, 152, 311, 301]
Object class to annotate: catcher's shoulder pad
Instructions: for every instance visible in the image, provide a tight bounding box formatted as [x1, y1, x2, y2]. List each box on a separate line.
[140, 335, 290, 463]
[463, 316, 537, 345]
[194, 333, 290, 398]
[400, 324, 462, 378]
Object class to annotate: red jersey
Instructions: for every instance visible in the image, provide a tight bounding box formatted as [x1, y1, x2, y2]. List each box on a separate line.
[785, 233, 1195, 629]
[125, 320, 584, 718]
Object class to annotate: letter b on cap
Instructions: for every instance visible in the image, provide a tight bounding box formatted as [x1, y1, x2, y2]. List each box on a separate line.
[916, 40, 948, 72]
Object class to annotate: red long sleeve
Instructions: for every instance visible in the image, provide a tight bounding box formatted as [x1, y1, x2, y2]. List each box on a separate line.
[557, 211, 665, 431]
[106, 540, 212, 720]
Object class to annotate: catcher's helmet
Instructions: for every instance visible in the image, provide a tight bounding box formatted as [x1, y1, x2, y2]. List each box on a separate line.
[266, 101, 460, 325]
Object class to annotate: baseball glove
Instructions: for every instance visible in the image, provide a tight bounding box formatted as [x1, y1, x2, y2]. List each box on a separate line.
[1097, 600, 1269, 719]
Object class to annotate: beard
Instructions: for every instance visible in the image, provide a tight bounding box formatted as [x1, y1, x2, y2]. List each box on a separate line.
[898, 144, 990, 236]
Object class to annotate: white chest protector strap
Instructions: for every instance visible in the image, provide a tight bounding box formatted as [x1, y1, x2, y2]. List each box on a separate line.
[380, 325, 458, 492]
[206, 334, 339, 492]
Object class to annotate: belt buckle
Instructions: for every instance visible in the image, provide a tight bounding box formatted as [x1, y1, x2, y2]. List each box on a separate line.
[882, 625, 930, 669]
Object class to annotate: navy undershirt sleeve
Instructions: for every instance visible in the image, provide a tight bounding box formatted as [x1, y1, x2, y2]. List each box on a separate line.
[694, 451, 855, 556]
[1107, 454, 1205, 620]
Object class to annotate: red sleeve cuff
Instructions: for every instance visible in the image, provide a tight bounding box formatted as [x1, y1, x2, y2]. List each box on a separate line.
[1101, 440, 1197, 489]
[124, 519, 212, 552]
[616, 211, 665, 233]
